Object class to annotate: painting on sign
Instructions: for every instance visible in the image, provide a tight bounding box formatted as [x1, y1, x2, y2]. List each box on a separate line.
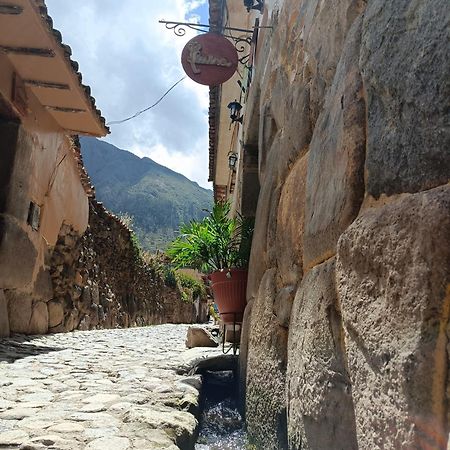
[181, 33, 238, 86]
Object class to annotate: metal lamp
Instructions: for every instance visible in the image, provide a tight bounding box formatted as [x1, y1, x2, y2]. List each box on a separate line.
[243, 0, 264, 12]
[228, 152, 238, 170]
[227, 100, 243, 124]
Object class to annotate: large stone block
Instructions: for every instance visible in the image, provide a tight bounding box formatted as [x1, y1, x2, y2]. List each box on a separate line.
[185, 326, 218, 348]
[275, 154, 308, 287]
[299, 0, 366, 128]
[238, 297, 254, 416]
[0, 215, 37, 289]
[246, 269, 288, 449]
[28, 302, 48, 335]
[246, 163, 278, 301]
[33, 268, 53, 302]
[6, 290, 32, 334]
[47, 301, 64, 328]
[0, 290, 10, 337]
[303, 17, 366, 269]
[287, 258, 357, 450]
[361, 0, 450, 197]
[336, 185, 450, 449]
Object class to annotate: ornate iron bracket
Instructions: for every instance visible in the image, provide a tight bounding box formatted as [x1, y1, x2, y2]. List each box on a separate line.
[159, 20, 270, 69]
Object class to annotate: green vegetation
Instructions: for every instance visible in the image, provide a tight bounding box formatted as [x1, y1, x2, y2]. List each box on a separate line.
[81, 137, 212, 252]
[167, 201, 254, 273]
[140, 250, 205, 304]
[176, 272, 206, 299]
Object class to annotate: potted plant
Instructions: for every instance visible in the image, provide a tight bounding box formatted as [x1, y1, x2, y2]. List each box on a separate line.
[167, 202, 253, 323]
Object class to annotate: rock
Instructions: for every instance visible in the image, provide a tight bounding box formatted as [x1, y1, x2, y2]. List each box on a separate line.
[124, 407, 196, 449]
[85, 436, 130, 450]
[178, 376, 202, 391]
[64, 309, 79, 332]
[275, 154, 308, 287]
[84, 427, 120, 439]
[78, 315, 91, 331]
[0, 430, 29, 446]
[0, 289, 10, 337]
[28, 302, 49, 335]
[91, 284, 100, 305]
[82, 393, 121, 404]
[272, 285, 295, 328]
[0, 215, 37, 290]
[47, 422, 85, 433]
[303, 17, 365, 269]
[246, 269, 288, 449]
[287, 258, 357, 449]
[238, 297, 254, 415]
[20, 443, 46, 450]
[47, 301, 64, 328]
[185, 326, 218, 348]
[336, 185, 450, 448]
[33, 269, 53, 302]
[361, 0, 450, 197]
[1, 407, 35, 420]
[136, 429, 178, 449]
[79, 404, 107, 413]
[246, 165, 278, 300]
[6, 290, 32, 333]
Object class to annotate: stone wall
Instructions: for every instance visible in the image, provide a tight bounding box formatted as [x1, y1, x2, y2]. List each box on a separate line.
[47, 200, 201, 333]
[240, 0, 450, 448]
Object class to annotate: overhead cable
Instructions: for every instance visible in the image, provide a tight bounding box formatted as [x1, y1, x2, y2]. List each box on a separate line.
[107, 76, 187, 126]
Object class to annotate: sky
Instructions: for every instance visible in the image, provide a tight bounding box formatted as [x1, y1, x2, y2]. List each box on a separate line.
[45, 0, 211, 189]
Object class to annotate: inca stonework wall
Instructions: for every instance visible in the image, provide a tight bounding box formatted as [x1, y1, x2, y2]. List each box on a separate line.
[240, 0, 450, 448]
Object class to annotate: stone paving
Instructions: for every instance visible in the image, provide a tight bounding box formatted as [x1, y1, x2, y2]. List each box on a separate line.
[0, 325, 221, 450]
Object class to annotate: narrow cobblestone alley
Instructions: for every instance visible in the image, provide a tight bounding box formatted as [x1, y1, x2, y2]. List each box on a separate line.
[0, 325, 221, 450]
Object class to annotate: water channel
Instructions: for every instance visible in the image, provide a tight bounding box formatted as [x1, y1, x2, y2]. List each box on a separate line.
[195, 370, 248, 449]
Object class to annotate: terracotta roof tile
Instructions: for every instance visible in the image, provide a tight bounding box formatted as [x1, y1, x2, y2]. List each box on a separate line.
[35, 0, 109, 134]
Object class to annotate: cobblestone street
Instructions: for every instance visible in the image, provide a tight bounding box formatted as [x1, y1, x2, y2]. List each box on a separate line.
[0, 325, 221, 450]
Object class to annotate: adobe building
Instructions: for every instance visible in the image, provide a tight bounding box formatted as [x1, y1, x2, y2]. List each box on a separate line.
[208, 0, 450, 448]
[0, 0, 108, 337]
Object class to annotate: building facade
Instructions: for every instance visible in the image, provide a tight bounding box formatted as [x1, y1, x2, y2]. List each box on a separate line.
[208, 0, 450, 448]
[0, 0, 108, 336]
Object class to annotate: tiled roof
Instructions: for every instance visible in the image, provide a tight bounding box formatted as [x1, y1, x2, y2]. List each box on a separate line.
[71, 136, 96, 198]
[34, 0, 109, 134]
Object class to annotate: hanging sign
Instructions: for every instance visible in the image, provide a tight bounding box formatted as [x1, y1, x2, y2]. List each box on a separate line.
[181, 33, 238, 86]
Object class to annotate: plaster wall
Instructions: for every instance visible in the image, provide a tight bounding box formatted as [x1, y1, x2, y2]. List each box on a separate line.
[214, 4, 259, 188]
[236, 0, 450, 448]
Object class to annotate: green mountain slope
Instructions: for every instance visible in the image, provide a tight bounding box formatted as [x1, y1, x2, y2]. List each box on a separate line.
[80, 137, 212, 251]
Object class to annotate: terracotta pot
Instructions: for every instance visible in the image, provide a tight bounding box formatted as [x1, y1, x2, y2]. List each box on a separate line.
[209, 268, 248, 323]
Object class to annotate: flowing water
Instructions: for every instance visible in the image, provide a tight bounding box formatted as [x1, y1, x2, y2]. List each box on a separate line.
[195, 370, 248, 450]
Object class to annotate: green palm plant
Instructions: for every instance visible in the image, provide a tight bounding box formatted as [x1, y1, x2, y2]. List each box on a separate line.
[167, 201, 253, 273]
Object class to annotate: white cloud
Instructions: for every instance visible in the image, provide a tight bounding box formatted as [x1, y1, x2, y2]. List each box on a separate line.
[45, 0, 211, 189]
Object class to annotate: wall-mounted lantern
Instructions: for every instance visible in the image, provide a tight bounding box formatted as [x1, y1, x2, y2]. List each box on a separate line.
[227, 100, 243, 124]
[228, 152, 238, 170]
[243, 0, 264, 13]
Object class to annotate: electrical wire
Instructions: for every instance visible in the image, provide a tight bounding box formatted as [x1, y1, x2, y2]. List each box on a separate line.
[107, 76, 187, 126]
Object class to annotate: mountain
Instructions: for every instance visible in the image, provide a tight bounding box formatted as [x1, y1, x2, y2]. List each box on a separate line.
[80, 137, 212, 252]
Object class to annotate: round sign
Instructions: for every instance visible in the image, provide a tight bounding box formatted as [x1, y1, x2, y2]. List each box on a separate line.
[181, 33, 238, 86]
